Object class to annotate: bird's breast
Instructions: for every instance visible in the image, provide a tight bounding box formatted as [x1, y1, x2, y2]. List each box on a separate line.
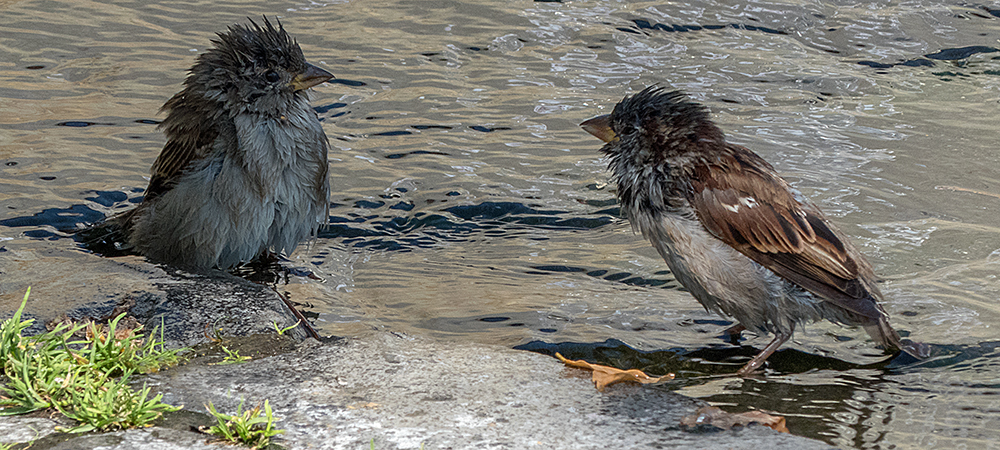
[632, 207, 787, 328]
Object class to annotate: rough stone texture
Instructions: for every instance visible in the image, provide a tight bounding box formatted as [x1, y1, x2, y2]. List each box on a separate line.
[128, 270, 311, 348]
[0, 245, 834, 450]
[0, 331, 835, 450]
[0, 417, 65, 444]
[0, 241, 307, 347]
[142, 333, 833, 450]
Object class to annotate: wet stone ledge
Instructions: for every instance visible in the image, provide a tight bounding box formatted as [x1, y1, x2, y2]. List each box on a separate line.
[0, 248, 833, 449]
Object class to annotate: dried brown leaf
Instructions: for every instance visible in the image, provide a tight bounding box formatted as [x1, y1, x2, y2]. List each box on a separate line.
[680, 406, 788, 433]
[555, 352, 674, 391]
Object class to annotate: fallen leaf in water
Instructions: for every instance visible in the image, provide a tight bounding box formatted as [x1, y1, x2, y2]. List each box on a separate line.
[680, 406, 788, 433]
[555, 352, 674, 391]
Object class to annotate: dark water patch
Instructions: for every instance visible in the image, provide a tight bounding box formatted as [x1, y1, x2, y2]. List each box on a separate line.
[411, 125, 452, 130]
[25, 65, 45, 70]
[531, 265, 586, 273]
[627, 19, 787, 36]
[528, 264, 677, 289]
[385, 150, 450, 159]
[891, 340, 1000, 371]
[469, 125, 512, 132]
[583, 198, 617, 208]
[933, 71, 971, 80]
[134, 119, 160, 125]
[859, 60, 893, 69]
[899, 58, 935, 67]
[925, 45, 998, 60]
[318, 200, 614, 251]
[56, 121, 113, 127]
[480, 316, 510, 323]
[445, 202, 613, 230]
[982, 6, 1000, 18]
[327, 78, 366, 87]
[355, 200, 385, 209]
[858, 45, 999, 70]
[0, 204, 105, 232]
[84, 190, 129, 207]
[692, 318, 733, 327]
[314, 102, 347, 114]
[389, 201, 414, 211]
[414, 311, 559, 336]
[371, 130, 412, 136]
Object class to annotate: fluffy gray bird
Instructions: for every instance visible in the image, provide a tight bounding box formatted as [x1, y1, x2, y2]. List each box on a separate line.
[581, 86, 914, 375]
[122, 18, 332, 270]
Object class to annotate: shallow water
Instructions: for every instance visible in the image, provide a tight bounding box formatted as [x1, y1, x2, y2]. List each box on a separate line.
[2, 0, 1000, 447]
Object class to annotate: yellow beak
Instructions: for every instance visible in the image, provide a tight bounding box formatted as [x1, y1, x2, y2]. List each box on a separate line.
[580, 114, 616, 143]
[290, 63, 334, 91]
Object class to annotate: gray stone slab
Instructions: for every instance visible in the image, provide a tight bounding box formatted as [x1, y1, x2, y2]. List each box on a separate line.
[1, 247, 834, 450]
[141, 333, 833, 450]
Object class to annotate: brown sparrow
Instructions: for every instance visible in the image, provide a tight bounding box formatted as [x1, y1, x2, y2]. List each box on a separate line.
[582, 87, 917, 375]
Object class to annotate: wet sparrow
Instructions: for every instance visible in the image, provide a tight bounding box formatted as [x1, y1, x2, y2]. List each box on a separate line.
[122, 17, 332, 270]
[582, 87, 917, 375]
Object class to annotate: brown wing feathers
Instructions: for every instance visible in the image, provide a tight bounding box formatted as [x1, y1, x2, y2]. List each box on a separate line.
[143, 98, 220, 203]
[689, 145, 882, 320]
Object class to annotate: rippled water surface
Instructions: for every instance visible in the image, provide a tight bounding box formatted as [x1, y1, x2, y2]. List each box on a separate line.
[2, 0, 1000, 447]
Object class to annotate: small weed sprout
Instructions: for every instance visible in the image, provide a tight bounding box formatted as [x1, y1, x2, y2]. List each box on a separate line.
[205, 399, 283, 449]
[212, 346, 252, 365]
[272, 320, 300, 336]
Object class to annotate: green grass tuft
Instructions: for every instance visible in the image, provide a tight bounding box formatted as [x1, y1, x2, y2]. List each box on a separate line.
[205, 399, 283, 449]
[0, 288, 183, 432]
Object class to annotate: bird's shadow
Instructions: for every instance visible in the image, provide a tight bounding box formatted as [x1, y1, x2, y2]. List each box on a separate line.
[515, 336, 982, 382]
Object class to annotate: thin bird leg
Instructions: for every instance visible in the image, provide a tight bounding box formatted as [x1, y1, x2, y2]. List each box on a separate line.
[736, 330, 792, 376]
[275, 290, 322, 340]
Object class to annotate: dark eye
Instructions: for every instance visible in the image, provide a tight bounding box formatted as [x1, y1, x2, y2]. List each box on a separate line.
[264, 71, 281, 83]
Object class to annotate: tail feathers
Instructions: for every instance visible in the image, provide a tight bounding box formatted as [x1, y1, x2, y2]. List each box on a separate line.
[864, 316, 902, 352]
[864, 316, 929, 360]
[73, 210, 137, 257]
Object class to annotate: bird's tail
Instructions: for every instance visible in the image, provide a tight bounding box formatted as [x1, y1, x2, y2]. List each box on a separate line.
[73, 209, 136, 257]
[864, 316, 930, 359]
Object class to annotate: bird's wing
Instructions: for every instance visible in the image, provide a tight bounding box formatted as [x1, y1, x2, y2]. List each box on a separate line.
[143, 101, 220, 203]
[687, 145, 883, 320]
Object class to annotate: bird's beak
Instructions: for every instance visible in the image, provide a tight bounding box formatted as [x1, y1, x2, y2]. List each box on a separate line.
[580, 114, 616, 143]
[290, 63, 334, 91]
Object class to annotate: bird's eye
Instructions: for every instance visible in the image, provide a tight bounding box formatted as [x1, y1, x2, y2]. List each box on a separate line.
[264, 71, 281, 83]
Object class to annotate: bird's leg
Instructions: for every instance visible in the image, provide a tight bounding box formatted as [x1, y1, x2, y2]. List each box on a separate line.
[275, 289, 322, 340]
[735, 330, 792, 376]
[723, 323, 746, 344]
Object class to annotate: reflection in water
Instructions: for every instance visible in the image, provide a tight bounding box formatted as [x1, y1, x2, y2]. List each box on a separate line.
[2, 0, 1000, 448]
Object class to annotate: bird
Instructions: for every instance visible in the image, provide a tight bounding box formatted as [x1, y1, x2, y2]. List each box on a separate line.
[119, 17, 333, 271]
[581, 86, 917, 375]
